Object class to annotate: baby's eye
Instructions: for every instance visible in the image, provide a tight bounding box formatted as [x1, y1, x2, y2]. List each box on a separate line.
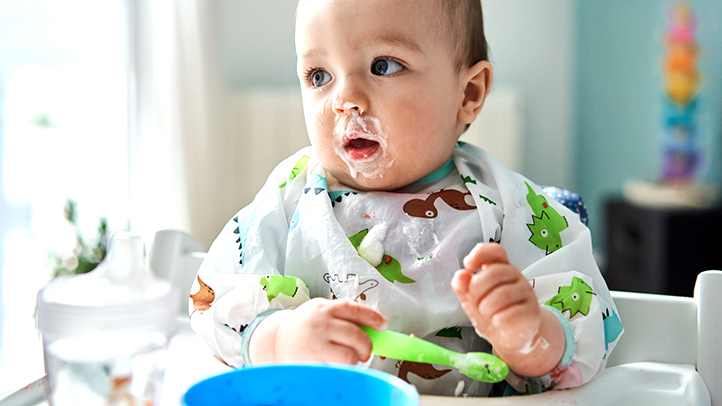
[371, 57, 404, 76]
[308, 69, 332, 87]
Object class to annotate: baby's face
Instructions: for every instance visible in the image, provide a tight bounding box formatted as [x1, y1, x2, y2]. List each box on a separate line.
[296, 0, 466, 191]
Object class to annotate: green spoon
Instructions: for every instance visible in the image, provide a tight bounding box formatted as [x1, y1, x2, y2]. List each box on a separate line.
[361, 326, 509, 383]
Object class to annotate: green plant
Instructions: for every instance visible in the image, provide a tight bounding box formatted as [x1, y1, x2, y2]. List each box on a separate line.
[51, 199, 108, 278]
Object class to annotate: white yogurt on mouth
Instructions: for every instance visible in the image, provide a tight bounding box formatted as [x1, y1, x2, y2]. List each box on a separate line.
[333, 109, 394, 179]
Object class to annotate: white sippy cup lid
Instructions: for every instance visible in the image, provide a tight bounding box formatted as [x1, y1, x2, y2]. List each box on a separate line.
[36, 232, 179, 338]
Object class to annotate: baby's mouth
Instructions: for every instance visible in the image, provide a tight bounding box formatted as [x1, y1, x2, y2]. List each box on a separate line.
[343, 134, 381, 161]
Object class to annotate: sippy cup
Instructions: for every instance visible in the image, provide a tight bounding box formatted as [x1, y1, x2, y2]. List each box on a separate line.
[36, 232, 179, 405]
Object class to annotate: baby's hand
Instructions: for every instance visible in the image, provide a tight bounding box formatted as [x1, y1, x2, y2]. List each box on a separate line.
[451, 243, 542, 352]
[451, 243, 564, 377]
[249, 298, 388, 365]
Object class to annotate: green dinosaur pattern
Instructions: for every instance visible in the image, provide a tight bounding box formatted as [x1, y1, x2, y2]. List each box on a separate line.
[545, 276, 594, 317]
[348, 229, 368, 250]
[348, 229, 415, 284]
[259, 275, 300, 302]
[279, 155, 310, 188]
[479, 195, 497, 206]
[525, 182, 568, 254]
[376, 255, 414, 283]
[435, 326, 464, 339]
[461, 174, 477, 185]
[417, 253, 433, 262]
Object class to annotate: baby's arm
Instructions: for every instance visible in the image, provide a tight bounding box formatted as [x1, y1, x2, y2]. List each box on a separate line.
[249, 298, 388, 364]
[451, 243, 565, 378]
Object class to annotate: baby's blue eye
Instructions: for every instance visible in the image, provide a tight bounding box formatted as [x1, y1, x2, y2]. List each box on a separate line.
[310, 69, 332, 87]
[371, 58, 404, 76]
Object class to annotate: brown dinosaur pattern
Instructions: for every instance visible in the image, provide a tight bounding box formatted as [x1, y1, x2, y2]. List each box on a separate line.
[403, 189, 476, 218]
[397, 360, 453, 383]
[190, 275, 215, 314]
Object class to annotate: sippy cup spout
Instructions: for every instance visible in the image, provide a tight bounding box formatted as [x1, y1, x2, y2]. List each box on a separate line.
[94, 232, 149, 284]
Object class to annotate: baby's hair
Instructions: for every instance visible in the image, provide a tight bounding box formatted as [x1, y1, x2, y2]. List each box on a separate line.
[439, 0, 489, 72]
[295, 1, 488, 73]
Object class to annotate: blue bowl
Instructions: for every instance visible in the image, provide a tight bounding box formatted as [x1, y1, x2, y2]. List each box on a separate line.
[184, 363, 420, 406]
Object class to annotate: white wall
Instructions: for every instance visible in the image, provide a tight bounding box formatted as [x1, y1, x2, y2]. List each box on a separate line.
[217, 0, 298, 89]
[483, 0, 576, 189]
[215, 0, 577, 189]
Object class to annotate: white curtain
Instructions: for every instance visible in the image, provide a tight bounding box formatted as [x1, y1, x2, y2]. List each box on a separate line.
[129, 0, 233, 248]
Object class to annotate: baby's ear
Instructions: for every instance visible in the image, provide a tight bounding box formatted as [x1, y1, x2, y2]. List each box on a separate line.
[457, 60, 492, 125]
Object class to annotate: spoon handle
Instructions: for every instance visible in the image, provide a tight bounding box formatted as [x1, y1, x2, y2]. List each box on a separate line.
[361, 326, 457, 366]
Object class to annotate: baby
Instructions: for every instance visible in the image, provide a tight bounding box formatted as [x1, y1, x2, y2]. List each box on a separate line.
[189, 0, 623, 397]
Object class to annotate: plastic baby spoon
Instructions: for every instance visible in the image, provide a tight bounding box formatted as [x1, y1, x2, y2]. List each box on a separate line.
[361, 326, 509, 383]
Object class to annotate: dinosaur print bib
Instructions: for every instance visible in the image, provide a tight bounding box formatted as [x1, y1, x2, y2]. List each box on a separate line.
[190, 142, 622, 397]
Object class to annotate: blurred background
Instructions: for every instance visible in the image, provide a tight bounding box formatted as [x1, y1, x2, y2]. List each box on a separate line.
[0, 0, 720, 394]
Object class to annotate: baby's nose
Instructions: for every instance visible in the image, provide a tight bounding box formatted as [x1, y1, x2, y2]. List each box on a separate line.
[333, 95, 364, 117]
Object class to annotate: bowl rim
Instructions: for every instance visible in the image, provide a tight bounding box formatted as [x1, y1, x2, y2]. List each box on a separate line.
[183, 362, 420, 406]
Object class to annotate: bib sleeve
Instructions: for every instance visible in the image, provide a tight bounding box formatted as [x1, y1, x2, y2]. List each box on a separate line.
[188, 149, 315, 367]
[454, 143, 623, 393]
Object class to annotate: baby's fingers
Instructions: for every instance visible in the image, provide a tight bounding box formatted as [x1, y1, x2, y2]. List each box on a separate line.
[328, 320, 374, 363]
[466, 264, 520, 301]
[477, 280, 531, 321]
[463, 242, 509, 271]
[330, 299, 388, 331]
[451, 269, 473, 295]
[324, 344, 363, 365]
[452, 270, 486, 321]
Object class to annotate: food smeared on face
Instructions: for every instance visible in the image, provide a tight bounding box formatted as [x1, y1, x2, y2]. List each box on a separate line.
[333, 104, 395, 179]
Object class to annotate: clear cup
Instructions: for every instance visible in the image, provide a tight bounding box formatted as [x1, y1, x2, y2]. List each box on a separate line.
[37, 233, 178, 405]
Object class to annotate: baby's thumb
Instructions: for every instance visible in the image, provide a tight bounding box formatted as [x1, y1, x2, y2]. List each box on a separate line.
[451, 269, 472, 295]
[463, 242, 509, 271]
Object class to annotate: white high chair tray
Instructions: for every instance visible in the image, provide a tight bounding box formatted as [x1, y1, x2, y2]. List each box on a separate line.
[423, 363, 709, 405]
[0, 354, 710, 405]
[3, 287, 717, 406]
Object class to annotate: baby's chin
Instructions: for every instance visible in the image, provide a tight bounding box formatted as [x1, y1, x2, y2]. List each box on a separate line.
[346, 177, 400, 192]
[328, 164, 411, 192]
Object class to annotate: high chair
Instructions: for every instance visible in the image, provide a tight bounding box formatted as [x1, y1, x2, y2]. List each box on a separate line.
[150, 229, 721, 406]
[589, 270, 720, 406]
[148, 229, 207, 314]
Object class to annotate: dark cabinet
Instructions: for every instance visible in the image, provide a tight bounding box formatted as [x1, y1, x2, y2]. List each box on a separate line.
[604, 199, 722, 296]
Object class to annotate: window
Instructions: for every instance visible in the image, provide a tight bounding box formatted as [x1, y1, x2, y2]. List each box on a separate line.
[0, 0, 129, 392]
